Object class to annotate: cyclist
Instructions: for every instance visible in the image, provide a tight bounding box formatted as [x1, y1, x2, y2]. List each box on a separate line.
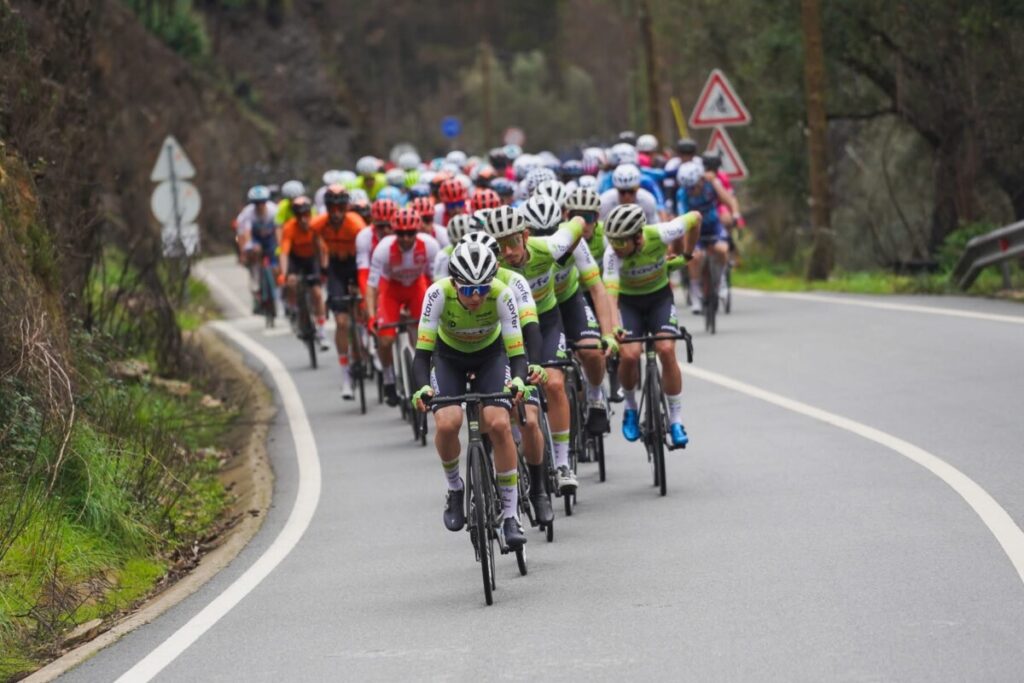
[311, 185, 367, 399]
[356, 198, 397, 297]
[432, 214, 478, 281]
[397, 151, 422, 187]
[434, 177, 469, 229]
[279, 196, 329, 350]
[411, 242, 530, 547]
[235, 185, 279, 312]
[675, 161, 737, 314]
[275, 179, 308, 228]
[352, 156, 388, 199]
[472, 187, 501, 212]
[367, 207, 440, 406]
[559, 159, 584, 191]
[410, 195, 444, 245]
[484, 204, 586, 494]
[599, 164, 658, 223]
[602, 204, 702, 448]
[663, 138, 699, 214]
[314, 170, 344, 212]
[490, 178, 516, 206]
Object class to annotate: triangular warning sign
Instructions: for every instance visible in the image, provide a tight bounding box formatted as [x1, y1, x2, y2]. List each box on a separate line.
[706, 127, 749, 181]
[150, 135, 196, 182]
[690, 69, 751, 129]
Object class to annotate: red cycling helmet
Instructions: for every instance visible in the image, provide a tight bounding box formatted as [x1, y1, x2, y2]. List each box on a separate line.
[411, 195, 435, 218]
[472, 188, 501, 210]
[439, 178, 468, 204]
[371, 198, 399, 224]
[393, 207, 423, 233]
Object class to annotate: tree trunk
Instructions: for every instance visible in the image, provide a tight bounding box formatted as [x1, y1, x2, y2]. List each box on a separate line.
[637, 0, 662, 140]
[802, 0, 833, 280]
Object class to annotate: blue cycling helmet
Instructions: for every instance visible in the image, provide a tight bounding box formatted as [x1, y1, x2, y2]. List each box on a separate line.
[247, 185, 271, 203]
[377, 185, 406, 205]
[560, 160, 584, 179]
[490, 177, 514, 198]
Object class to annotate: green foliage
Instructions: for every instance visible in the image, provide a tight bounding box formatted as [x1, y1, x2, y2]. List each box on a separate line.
[122, 0, 210, 61]
[936, 222, 999, 273]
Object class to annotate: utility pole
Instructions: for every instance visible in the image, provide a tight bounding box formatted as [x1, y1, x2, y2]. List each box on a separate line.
[481, 40, 493, 150]
[802, 0, 833, 280]
[637, 0, 663, 139]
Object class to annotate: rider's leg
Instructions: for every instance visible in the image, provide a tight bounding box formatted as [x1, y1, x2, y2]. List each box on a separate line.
[285, 274, 298, 309]
[545, 367, 570, 469]
[377, 335, 395, 379]
[687, 249, 704, 313]
[483, 404, 519, 519]
[712, 240, 730, 294]
[522, 404, 544, 467]
[433, 405, 464, 474]
[618, 343, 641, 409]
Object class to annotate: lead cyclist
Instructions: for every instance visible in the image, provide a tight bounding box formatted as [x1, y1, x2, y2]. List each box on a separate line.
[411, 243, 531, 548]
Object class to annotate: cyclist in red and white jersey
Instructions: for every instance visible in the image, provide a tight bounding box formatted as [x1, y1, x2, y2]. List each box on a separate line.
[356, 198, 397, 297]
[367, 207, 440, 406]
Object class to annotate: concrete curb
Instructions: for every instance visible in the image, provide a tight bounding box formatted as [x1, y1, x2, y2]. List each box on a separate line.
[23, 326, 275, 682]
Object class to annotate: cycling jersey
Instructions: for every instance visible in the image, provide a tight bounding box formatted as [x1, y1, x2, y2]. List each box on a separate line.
[502, 219, 583, 315]
[432, 244, 454, 282]
[312, 212, 365, 260]
[597, 172, 665, 209]
[495, 267, 538, 328]
[236, 202, 279, 249]
[275, 198, 318, 226]
[585, 222, 606, 268]
[676, 182, 725, 241]
[347, 173, 388, 200]
[279, 218, 321, 259]
[553, 240, 601, 304]
[356, 226, 384, 295]
[602, 214, 700, 296]
[368, 234, 439, 288]
[416, 278, 524, 357]
[598, 188, 658, 224]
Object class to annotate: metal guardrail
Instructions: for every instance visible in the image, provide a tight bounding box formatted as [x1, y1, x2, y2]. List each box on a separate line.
[951, 220, 1024, 290]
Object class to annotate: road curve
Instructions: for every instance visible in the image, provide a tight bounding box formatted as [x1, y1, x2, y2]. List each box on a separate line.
[62, 256, 1024, 681]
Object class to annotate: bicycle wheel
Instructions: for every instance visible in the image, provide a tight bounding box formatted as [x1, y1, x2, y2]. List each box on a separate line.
[595, 434, 606, 482]
[260, 266, 276, 328]
[356, 364, 367, 415]
[403, 346, 420, 439]
[468, 445, 493, 605]
[706, 260, 720, 336]
[648, 369, 668, 497]
[724, 263, 733, 314]
[297, 285, 318, 369]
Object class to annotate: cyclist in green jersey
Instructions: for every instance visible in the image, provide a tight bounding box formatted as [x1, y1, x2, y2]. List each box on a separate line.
[411, 243, 532, 547]
[602, 204, 702, 448]
[484, 204, 584, 494]
[351, 156, 389, 200]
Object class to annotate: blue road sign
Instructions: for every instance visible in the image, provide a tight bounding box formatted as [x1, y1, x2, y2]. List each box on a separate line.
[441, 116, 462, 139]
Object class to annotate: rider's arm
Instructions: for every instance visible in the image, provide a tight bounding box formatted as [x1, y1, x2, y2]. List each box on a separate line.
[366, 240, 389, 317]
[496, 287, 528, 383]
[601, 248, 622, 330]
[422, 236, 441, 279]
[505, 272, 543, 362]
[412, 283, 444, 388]
[278, 222, 293, 275]
[545, 216, 586, 263]
[711, 177, 740, 218]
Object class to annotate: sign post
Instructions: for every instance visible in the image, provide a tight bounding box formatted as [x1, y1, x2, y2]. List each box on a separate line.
[705, 127, 749, 181]
[150, 135, 200, 258]
[689, 69, 751, 181]
[440, 116, 462, 150]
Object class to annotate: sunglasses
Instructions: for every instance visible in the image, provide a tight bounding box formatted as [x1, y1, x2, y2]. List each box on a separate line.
[618, 188, 638, 196]
[396, 231, 417, 238]
[571, 210, 598, 223]
[609, 237, 634, 248]
[457, 283, 491, 297]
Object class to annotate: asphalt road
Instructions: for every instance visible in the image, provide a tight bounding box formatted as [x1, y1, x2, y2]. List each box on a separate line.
[63, 256, 1024, 682]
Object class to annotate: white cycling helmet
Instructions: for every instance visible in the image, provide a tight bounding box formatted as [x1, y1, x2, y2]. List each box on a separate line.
[462, 230, 500, 256]
[322, 169, 343, 186]
[385, 168, 406, 188]
[524, 167, 557, 195]
[521, 194, 562, 235]
[565, 186, 601, 213]
[472, 207, 493, 225]
[636, 134, 659, 153]
[398, 151, 421, 171]
[503, 144, 523, 160]
[347, 188, 369, 203]
[448, 242, 498, 285]
[611, 142, 639, 167]
[534, 179, 568, 209]
[612, 163, 642, 190]
[338, 170, 357, 185]
[355, 156, 380, 176]
[483, 205, 527, 239]
[440, 162, 461, 176]
[281, 180, 306, 199]
[604, 203, 648, 238]
[577, 174, 598, 190]
[455, 173, 473, 192]
[446, 150, 468, 169]
[445, 214, 477, 243]
[513, 153, 540, 181]
[676, 161, 704, 188]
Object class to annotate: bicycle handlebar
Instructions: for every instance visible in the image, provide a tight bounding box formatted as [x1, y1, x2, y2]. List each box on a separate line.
[426, 391, 518, 408]
[567, 339, 609, 351]
[376, 319, 417, 332]
[618, 329, 694, 364]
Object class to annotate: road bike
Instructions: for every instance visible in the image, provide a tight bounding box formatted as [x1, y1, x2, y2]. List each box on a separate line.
[334, 294, 370, 414]
[427, 392, 527, 605]
[519, 387, 557, 543]
[292, 275, 319, 369]
[378, 317, 427, 446]
[618, 329, 693, 497]
[250, 253, 277, 328]
[700, 251, 726, 335]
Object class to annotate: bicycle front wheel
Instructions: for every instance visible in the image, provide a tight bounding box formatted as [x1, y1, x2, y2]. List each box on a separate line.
[468, 445, 493, 606]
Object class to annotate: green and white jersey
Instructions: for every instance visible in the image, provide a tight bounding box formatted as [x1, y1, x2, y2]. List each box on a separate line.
[417, 278, 525, 356]
[502, 219, 582, 314]
[432, 244, 455, 282]
[554, 239, 602, 304]
[602, 214, 698, 296]
[496, 267, 538, 327]
[585, 221, 606, 270]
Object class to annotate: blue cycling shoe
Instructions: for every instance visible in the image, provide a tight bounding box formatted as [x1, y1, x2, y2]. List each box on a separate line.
[622, 409, 640, 442]
[669, 423, 689, 448]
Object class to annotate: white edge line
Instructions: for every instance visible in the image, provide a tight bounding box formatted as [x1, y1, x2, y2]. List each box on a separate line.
[193, 261, 253, 320]
[734, 288, 1024, 325]
[114, 324, 322, 681]
[683, 362, 1024, 586]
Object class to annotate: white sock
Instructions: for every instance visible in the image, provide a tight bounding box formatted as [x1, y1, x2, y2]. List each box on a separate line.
[623, 389, 638, 411]
[586, 382, 603, 402]
[667, 390, 684, 425]
[552, 430, 570, 469]
[496, 469, 518, 519]
[689, 280, 702, 305]
[384, 365, 395, 383]
[442, 459, 463, 491]
[719, 269, 729, 290]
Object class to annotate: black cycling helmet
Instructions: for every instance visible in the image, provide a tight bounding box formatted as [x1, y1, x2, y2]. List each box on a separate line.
[676, 138, 698, 154]
[488, 147, 510, 168]
[617, 130, 637, 145]
[489, 177, 514, 198]
[323, 183, 349, 207]
[701, 151, 723, 172]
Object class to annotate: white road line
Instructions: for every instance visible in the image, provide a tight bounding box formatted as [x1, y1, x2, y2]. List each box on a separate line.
[115, 318, 322, 682]
[684, 363, 1024, 586]
[193, 262, 253, 320]
[735, 288, 1024, 325]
